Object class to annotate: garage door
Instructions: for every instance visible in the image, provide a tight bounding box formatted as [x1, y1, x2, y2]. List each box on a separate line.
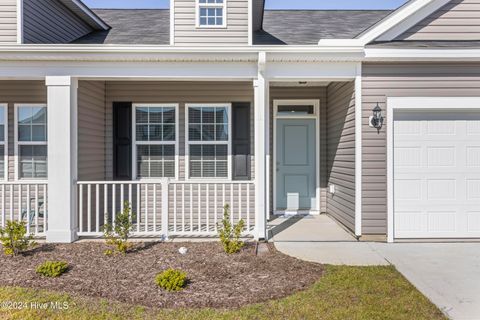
[394, 111, 480, 239]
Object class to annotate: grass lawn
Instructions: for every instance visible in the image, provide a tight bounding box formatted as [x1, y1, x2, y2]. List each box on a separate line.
[0, 265, 446, 320]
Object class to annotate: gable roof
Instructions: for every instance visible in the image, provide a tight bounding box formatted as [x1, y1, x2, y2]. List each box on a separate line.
[58, 0, 110, 30]
[75, 9, 170, 45]
[255, 10, 391, 45]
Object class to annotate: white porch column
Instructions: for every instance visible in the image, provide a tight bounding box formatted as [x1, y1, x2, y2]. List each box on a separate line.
[254, 52, 269, 240]
[354, 63, 363, 237]
[46, 76, 78, 243]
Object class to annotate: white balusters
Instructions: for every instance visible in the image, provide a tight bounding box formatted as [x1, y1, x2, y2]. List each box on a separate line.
[75, 180, 254, 238]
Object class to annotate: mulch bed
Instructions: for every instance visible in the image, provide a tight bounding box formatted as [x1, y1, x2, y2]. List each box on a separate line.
[0, 242, 323, 309]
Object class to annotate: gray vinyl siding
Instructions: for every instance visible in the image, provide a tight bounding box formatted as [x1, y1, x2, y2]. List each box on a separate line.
[397, 0, 480, 40]
[269, 87, 328, 214]
[0, 81, 47, 181]
[78, 81, 106, 181]
[173, 0, 249, 46]
[362, 63, 480, 235]
[0, 0, 17, 44]
[326, 82, 356, 232]
[104, 81, 255, 181]
[23, 0, 92, 44]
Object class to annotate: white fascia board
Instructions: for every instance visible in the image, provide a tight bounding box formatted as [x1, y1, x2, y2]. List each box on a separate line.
[365, 48, 480, 61]
[0, 44, 365, 54]
[0, 60, 258, 80]
[376, 0, 450, 41]
[355, 0, 443, 45]
[58, 0, 110, 30]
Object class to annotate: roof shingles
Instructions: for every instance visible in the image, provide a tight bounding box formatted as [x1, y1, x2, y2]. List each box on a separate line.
[75, 9, 392, 46]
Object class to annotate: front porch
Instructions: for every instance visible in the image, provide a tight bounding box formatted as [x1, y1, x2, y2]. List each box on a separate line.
[0, 68, 362, 242]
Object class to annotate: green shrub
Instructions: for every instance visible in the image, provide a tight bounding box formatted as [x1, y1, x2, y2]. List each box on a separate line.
[102, 201, 135, 256]
[217, 204, 245, 254]
[36, 261, 69, 278]
[155, 269, 188, 292]
[0, 220, 36, 256]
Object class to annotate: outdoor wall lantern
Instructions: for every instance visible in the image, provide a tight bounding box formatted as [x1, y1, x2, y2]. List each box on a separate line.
[369, 103, 384, 132]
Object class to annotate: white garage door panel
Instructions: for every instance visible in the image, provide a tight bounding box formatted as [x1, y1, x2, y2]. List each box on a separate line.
[394, 112, 480, 239]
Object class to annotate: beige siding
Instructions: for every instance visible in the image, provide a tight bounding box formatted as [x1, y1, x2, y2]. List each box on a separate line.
[326, 82, 356, 232]
[0, 0, 17, 44]
[362, 63, 480, 235]
[397, 0, 480, 40]
[173, 0, 249, 46]
[0, 81, 47, 181]
[23, 0, 92, 44]
[270, 87, 328, 214]
[105, 81, 254, 181]
[78, 81, 106, 181]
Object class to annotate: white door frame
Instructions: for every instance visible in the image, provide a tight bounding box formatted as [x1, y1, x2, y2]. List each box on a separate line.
[273, 99, 321, 215]
[387, 97, 480, 242]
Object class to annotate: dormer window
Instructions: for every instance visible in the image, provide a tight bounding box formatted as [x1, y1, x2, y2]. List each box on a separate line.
[197, 0, 226, 28]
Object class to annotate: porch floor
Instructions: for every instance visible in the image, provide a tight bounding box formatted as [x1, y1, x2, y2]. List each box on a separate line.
[269, 214, 389, 266]
[268, 214, 356, 242]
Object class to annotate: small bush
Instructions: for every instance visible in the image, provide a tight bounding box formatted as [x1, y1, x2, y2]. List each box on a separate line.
[0, 220, 36, 256]
[155, 269, 188, 292]
[217, 204, 245, 254]
[102, 201, 135, 256]
[36, 261, 69, 278]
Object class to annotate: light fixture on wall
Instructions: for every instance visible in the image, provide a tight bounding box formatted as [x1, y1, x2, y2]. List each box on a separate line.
[369, 103, 384, 132]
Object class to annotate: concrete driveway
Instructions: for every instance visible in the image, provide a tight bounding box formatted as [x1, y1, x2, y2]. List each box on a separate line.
[371, 243, 480, 320]
[271, 216, 480, 319]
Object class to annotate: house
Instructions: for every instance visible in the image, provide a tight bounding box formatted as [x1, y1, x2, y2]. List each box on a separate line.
[1, 0, 480, 243]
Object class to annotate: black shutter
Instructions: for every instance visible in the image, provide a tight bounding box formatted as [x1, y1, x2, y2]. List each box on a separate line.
[113, 102, 132, 180]
[232, 102, 251, 180]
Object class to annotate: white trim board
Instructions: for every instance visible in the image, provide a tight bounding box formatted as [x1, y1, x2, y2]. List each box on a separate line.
[0, 104, 8, 182]
[386, 96, 480, 243]
[273, 99, 321, 214]
[355, 0, 449, 44]
[170, 0, 175, 45]
[16, 0, 23, 44]
[354, 63, 362, 237]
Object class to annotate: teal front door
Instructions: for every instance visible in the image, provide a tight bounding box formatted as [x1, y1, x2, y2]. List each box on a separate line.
[276, 118, 317, 211]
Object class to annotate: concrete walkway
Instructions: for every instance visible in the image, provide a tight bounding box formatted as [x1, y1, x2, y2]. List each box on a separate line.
[270, 214, 389, 266]
[271, 216, 480, 319]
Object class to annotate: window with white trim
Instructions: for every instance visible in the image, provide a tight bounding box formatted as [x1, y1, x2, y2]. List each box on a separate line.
[0, 105, 7, 180]
[16, 105, 47, 179]
[197, 0, 226, 27]
[187, 105, 230, 178]
[134, 105, 177, 178]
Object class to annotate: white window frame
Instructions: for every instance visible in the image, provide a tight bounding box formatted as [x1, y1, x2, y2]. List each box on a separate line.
[185, 103, 232, 181]
[14, 103, 48, 182]
[0, 104, 8, 181]
[132, 103, 180, 181]
[196, 0, 227, 29]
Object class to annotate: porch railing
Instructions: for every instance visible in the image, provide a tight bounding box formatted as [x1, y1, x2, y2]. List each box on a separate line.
[0, 182, 48, 236]
[77, 180, 255, 238]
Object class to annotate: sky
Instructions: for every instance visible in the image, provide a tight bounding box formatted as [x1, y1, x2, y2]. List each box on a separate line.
[82, 0, 409, 10]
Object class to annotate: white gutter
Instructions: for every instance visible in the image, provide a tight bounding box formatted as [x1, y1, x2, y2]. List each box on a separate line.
[0, 45, 366, 63]
[365, 48, 480, 61]
[0, 44, 364, 53]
